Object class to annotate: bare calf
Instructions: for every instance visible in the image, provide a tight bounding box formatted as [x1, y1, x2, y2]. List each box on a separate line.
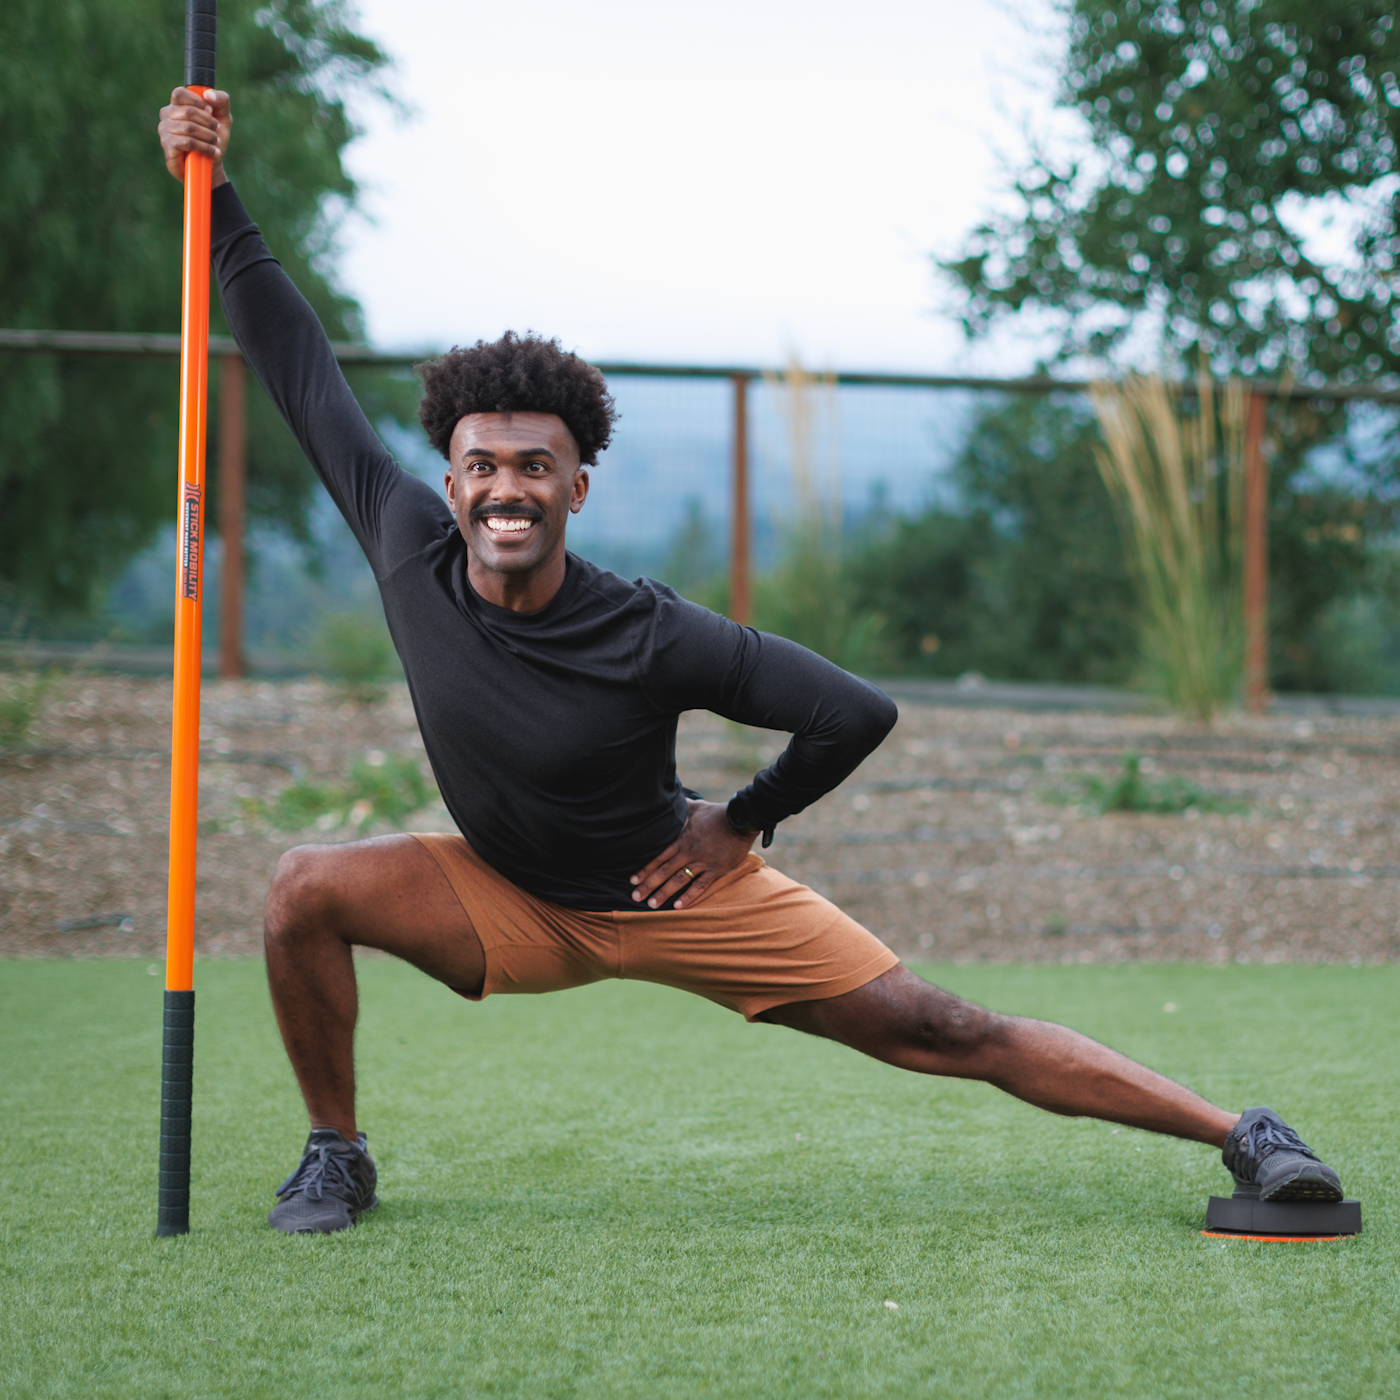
[762, 964, 1237, 1145]
[263, 835, 485, 1140]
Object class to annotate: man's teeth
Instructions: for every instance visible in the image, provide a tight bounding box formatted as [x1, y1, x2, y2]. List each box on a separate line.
[485, 517, 533, 533]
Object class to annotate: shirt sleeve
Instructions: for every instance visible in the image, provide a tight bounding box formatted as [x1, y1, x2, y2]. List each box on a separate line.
[209, 182, 450, 576]
[640, 587, 898, 834]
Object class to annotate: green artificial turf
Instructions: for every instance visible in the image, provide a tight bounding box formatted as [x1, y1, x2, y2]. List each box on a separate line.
[1, 959, 1396, 1399]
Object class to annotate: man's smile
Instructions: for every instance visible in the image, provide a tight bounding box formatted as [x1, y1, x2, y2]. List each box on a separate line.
[472, 505, 544, 540]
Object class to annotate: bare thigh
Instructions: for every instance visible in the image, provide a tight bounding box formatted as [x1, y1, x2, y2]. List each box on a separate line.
[266, 833, 487, 994]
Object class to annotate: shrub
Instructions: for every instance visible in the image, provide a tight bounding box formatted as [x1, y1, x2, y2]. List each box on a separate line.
[0, 667, 57, 746]
[752, 521, 886, 673]
[312, 609, 400, 702]
[848, 394, 1136, 682]
[249, 752, 435, 835]
[1047, 752, 1247, 816]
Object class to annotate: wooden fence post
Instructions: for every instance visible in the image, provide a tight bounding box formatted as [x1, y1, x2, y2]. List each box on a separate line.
[730, 373, 751, 625]
[1243, 390, 1269, 714]
[218, 353, 246, 678]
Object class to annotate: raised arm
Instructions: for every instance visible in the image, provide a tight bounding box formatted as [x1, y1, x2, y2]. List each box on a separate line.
[157, 88, 442, 573]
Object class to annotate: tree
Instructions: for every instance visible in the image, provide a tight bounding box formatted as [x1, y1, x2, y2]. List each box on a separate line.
[0, 0, 395, 617]
[943, 0, 1400, 383]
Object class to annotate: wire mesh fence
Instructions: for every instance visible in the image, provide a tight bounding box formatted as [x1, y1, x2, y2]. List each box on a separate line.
[389, 372, 985, 585]
[4, 330, 1399, 700]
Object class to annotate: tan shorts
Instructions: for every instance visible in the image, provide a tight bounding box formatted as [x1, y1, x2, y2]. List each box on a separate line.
[412, 833, 900, 1021]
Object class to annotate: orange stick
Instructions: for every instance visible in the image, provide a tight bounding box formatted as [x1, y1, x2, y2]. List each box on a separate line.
[157, 22, 215, 1233]
[165, 117, 212, 995]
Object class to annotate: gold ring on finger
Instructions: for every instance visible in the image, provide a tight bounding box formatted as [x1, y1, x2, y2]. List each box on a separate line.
[683, 866, 696, 880]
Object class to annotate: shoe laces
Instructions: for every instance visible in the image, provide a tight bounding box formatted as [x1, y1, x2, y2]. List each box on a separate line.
[1238, 1115, 1315, 1165]
[276, 1140, 361, 1203]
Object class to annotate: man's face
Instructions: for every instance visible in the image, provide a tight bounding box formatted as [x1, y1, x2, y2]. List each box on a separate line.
[444, 411, 589, 578]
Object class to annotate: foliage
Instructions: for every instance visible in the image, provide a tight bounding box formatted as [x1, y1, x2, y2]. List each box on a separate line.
[849, 390, 1399, 692]
[1297, 562, 1400, 694]
[935, 0, 1400, 695]
[751, 521, 887, 673]
[1048, 751, 1248, 813]
[954, 393, 1141, 679]
[0, 666, 58, 746]
[1091, 371, 1246, 716]
[943, 0, 1400, 383]
[244, 752, 434, 834]
[846, 506, 1003, 677]
[313, 607, 401, 700]
[0, 0, 398, 618]
[848, 394, 1137, 683]
[1264, 402, 1399, 690]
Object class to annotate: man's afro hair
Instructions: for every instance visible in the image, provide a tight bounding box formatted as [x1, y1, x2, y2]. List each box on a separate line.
[417, 331, 617, 465]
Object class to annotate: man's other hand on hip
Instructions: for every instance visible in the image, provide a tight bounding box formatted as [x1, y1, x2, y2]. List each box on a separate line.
[630, 800, 758, 910]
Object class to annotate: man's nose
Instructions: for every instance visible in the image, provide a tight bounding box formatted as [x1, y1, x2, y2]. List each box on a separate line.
[487, 467, 528, 500]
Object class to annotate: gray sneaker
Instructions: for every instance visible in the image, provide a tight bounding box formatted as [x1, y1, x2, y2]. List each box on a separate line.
[1222, 1106, 1342, 1203]
[268, 1128, 378, 1234]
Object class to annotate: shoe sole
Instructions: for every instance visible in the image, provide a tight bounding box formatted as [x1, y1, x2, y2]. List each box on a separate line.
[1259, 1172, 1343, 1204]
[268, 1194, 379, 1234]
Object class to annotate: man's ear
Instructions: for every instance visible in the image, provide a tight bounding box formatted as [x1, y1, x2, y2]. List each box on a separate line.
[569, 467, 590, 515]
[444, 466, 457, 508]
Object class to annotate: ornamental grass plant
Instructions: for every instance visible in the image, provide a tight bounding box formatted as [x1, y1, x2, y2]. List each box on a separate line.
[1091, 369, 1247, 720]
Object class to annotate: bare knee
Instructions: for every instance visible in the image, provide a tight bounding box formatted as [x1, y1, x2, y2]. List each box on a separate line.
[902, 987, 1003, 1062]
[763, 966, 1008, 1069]
[264, 844, 341, 949]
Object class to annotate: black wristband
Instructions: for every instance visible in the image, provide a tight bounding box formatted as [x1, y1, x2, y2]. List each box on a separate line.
[726, 791, 774, 848]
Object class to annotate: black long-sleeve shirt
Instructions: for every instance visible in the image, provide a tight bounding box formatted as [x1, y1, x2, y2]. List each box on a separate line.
[210, 183, 897, 909]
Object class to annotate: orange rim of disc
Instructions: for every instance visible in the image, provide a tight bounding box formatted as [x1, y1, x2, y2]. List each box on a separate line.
[1201, 1230, 1349, 1242]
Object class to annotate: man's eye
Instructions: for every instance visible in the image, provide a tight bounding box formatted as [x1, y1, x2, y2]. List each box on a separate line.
[467, 461, 492, 472]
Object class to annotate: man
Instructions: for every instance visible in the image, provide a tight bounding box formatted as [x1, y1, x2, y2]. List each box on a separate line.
[158, 88, 1343, 1234]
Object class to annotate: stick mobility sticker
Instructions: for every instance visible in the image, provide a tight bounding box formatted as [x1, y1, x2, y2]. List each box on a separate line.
[180, 484, 202, 600]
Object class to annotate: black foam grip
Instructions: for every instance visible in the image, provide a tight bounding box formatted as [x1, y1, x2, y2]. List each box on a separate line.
[185, 0, 217, 89]
[156, 989, 196, 1236]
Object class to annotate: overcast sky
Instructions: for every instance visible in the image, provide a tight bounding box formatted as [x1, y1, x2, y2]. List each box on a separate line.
[337, 0, 1066, 373]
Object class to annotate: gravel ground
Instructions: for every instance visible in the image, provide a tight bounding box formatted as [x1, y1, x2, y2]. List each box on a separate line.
[4, 674, 1399, 965]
